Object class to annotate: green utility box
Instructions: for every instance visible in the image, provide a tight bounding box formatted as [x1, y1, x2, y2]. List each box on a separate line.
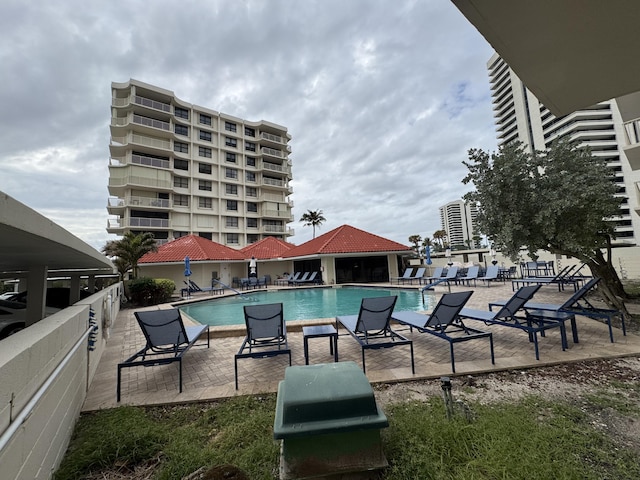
[273, 362, 389, 479]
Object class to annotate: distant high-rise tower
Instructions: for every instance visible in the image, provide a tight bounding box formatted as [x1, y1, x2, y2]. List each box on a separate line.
[107, 79, 294, 247]
[439, 200, 479, 248]
[487, 53, 639, 245]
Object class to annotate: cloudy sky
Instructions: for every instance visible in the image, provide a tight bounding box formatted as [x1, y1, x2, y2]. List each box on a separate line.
[0, 0, 497, 250]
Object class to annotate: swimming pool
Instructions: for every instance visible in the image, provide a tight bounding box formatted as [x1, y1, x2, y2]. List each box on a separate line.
[180, 287, 433, 327]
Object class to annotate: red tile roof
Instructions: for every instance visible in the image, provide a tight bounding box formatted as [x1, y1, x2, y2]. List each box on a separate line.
[282, 224, 411, 257]
[139, 235, 246, 263]
[240, 237, 295, 260]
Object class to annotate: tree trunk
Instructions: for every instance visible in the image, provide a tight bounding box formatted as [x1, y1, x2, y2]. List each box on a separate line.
[585, 248, 630, 316]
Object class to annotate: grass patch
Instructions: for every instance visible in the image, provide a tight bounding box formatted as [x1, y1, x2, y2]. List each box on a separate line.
[56, 394, 640, 479]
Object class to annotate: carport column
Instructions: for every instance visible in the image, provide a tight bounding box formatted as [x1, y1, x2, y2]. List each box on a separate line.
[25, 265, 48, 327]
[69, 275, 81, 305]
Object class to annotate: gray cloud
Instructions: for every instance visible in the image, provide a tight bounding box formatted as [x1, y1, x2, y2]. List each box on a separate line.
[0, 0, 496, 250]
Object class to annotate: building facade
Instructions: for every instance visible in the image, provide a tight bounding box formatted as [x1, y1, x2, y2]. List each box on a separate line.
[107, 79, 294, 247]
[439, 200, 479, 248]
[487, 53, 640, 246]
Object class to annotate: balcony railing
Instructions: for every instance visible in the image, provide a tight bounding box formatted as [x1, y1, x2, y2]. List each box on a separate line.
[129, 196, 170, 208]
[133, 95, 171, 113]
[262, 209, 291, 218]
[129, 217, 169, 228]
[261, 147, 284, 158]
[108, 176, 172, 190]
[262, 162, 290, 174]
[262, 178, 286, 188]
[260, 132, 284, 144]
[133, 114, 170, 131]
[131, 153, 171, 169]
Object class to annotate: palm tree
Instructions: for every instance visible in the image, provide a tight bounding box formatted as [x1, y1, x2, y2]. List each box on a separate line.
[102, 232, 158, 280]
[432, 230, 448, 251]
[300, 209, 326, 238]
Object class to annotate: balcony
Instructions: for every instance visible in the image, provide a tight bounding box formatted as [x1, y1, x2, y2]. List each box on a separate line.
[129, 217, 169, 228]
[131, 153, 171, 169]
[110, 134, 171, 151]
[262, 177, 288, 189]
[128, 196, 170, 208]
[624, 118, 640, 170]
[108, 175, 172, 191]
[261, 147, 284, 159]
[262, 209, 292, 219]
[262, 161, 291, 175]
[133, 94, 171, 113]
[133, 114, 170, 131]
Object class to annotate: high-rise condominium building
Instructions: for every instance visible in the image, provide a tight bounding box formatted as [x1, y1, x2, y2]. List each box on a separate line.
[107, 79, 294, 247]
[487, 53, 640, 245]
[439, 200, 479, 248]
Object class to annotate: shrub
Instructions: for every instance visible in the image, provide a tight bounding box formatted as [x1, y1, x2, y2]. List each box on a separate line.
[128, 277, 175, 306]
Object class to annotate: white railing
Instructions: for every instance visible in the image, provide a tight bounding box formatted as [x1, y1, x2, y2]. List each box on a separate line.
[261, 147, 283, 158]
[133, 95, 171, 113]
[623, 118, 640, 145]
[133, 114, 170, 131]
[131, 134, 171, 150]
[263, 209, 291, 218]
[131, 153, 171, 169]
[129, 217, 170, 228]
[262, 178, 285, 188]
[129, 196, 170, 208]
[261, 132, 284, 143]
[262, 162, 290, 174]
[107, 197, 124, 208]
[108, 176, 172, 189]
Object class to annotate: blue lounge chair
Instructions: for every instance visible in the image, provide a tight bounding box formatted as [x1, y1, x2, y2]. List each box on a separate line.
[235, 303, 291, 389]
[489, 277, 625, 343]
[420, 267, 445, 285]
[391, 268, 414, 285]
[477, 265, 499, 286]
[117, 309, 210, 401]
[511, 264, 578, 291]
[293, 271, 321, 285]
[287, 272, 303, 285]
[459, 285, 574, 360]
[456, 266, 479, 287]
[392, 291, 494, 373]
[336, 296, 415, 374]
[404, 267, 427, 285]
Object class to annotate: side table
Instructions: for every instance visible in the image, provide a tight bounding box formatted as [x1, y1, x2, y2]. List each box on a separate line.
[303, 325, 338, 365]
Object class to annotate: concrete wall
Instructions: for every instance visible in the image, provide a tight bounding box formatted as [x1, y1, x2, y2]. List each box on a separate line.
[0, 283, 122, 480]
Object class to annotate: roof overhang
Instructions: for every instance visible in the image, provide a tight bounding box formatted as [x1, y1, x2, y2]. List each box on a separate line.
[0, 192, 115, 279]
[452, 0, 640, 116]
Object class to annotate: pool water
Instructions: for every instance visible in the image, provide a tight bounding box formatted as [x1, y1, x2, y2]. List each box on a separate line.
[180, 287, 432, 327]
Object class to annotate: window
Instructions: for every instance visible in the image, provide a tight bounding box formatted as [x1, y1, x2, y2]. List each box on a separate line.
[225, 137, 237, 148]
[174, 231, 188, 238]
[226, 233, 239, 245]
[246, 157, 256, 167]
[199, 232, 212, 240]
[247, 234, 259, 243]
[199, 146, 212, 158]
[174, 159, 188, 171]
[247, 202, 258, 213]
[174, 141, 188, 153]
[175, 124, 188, 136]
[199, 163, 212, 174]
[200, 130, 212, 141]
[225, 168, 238, 179]
[199, 180, 212, 191]
[225, 152, 236, 163]
[174, 107, 189, 119]
[245, 142, 256, 152]
[226, 200, 238, 211]
[199, 113, 212, 125]
[174, 176, 188, 188]
[174, 194, 189, 206]
[246, 171, 256, 182]
[225, 121, 237, 132]
[247, 218, 258, 228]
[246, 186, 257, 197]
[245, 127, 255, 137]
[226, 217, 239, 228]
[226, 184, 238, 195]
[199, 197, 212, 208]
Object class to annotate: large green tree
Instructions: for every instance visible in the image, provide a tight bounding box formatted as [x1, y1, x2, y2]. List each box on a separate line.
[102, 232, 158, 280]
[300, 209, 326, 238]
[463, 138, 627, 311]
[408, 235, 422, 257]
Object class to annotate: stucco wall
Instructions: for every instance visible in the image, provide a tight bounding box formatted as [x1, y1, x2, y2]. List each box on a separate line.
[0, 283, 122, 480]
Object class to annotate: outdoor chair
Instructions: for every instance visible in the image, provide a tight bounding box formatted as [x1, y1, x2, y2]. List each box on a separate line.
[117, 309, 210, 401]
[287, 272, 303, 285]
[456, 266, 479, 287]
[420, 266, 444, 285]
[403, 267, 426, 285]
[392, 291, 494, 373]
[336, 296, 415, 374]
[511, 265, 578, 291]
[488, 277, 625, 343]
[235, 303, 291, 389]
[459, 285, 574, 360]
[293, 271, 320, 285]
[391, 268, 414, 285]
[189, 279, 217, 293]
[477, 265, 499, 286]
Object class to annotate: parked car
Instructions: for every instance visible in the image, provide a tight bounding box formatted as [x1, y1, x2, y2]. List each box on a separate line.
[0, 300, 26, 339]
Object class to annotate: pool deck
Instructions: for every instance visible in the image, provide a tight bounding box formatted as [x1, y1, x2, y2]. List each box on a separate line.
[82, 281, 640, 412]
